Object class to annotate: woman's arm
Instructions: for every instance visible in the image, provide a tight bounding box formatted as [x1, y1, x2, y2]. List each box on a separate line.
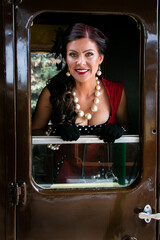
[32, 87, 52, 131]
[116, 89, 130, 132]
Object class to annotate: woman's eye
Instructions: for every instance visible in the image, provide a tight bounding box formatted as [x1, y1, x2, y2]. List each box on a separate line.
[86, 52, 94, 57]
[69, 52, 77, 57]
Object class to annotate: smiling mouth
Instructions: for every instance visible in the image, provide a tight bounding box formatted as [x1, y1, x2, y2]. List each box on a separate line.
[75, 69, 89, 74]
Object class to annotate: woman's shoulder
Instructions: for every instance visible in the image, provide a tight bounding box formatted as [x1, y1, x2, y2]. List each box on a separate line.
[101, 77, 123, 89]
[39, 86, 51, 101]
[42, 86, 51, 94]
[101, 77, 124, 105]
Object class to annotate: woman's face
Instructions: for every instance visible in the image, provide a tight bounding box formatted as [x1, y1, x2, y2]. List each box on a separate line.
[66, 38, 104, 83]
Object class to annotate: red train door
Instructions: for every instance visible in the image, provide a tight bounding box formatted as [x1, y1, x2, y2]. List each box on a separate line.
[3, 0, 159, 240]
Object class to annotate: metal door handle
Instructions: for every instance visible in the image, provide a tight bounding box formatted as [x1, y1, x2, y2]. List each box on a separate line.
[138, 204, 160, 223]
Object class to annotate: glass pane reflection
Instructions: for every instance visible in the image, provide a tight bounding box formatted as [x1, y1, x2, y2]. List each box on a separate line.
[32, 142, 140, 189]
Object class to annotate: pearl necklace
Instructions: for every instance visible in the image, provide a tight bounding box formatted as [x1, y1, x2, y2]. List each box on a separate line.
[73, 78, 101, 120]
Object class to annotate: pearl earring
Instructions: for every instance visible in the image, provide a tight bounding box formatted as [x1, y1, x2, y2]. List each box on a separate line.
[97, 65, 102, 76]
[66, 70, 71, 77]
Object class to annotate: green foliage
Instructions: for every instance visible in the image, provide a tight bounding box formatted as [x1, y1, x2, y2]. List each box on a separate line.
[31, 52, 61, 114]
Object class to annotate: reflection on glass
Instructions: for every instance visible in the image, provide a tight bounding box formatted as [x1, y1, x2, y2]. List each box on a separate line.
[32, 143, 140, 189]
[31, 52, 61, 114]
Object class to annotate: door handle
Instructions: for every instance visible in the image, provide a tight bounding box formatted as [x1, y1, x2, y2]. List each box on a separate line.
[138, 204, 160, 223]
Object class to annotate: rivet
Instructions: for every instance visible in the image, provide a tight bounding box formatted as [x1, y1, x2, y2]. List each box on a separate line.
[152, 129, 157, 134]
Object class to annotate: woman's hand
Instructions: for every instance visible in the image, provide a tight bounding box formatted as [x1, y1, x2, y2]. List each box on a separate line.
[99, 124, 125, 143]
[60, 125, 80, 141]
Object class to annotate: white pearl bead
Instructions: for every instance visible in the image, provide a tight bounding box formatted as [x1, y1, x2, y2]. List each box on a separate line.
[97, 70, 102, 76]
[96, 85, 101, 90]
[75, 103, 80, 110]
[66, 72, 71, 77]
[91, 105, 98, 112]
[78, 110, 84, 117]
[50, 145, 55, 150]
[97, 80, 100, 85]
[74, 96, 79, 103]
[85, 113, 92, 120]
[94, 97, 100, 104]
[72, 82, 101, 120]
[95, 91, 100, 97]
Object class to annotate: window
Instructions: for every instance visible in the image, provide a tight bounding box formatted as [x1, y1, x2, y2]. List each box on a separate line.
[31, 13, 141, 189]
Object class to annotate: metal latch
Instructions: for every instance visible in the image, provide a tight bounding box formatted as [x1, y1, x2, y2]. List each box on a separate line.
[138, 204, 160, 223]
[8, 182, 27, 206]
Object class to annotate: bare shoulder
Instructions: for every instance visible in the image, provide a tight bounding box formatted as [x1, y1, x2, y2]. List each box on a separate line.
[116, 89, 130, 130]
[37, 86, 51, 106]
[40, 86, 51, 98]
[32, 86, 52, 130]
[120, 89, 127, 105]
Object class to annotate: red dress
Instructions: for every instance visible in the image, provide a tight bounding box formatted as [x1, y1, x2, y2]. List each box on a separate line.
[102, 77, 123, 124]
[53, 78, 124, 183]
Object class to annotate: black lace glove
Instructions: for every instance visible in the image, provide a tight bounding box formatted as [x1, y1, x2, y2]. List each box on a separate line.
[99, 124, 125, 143]
[60, 125, 80, 141]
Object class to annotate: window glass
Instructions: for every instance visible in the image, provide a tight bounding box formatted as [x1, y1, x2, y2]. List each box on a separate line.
[32, 142, 140, 188]
[31, 13, 141, 189]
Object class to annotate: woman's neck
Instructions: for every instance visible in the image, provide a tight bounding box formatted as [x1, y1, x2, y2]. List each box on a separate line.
[74, 78, 97, 97]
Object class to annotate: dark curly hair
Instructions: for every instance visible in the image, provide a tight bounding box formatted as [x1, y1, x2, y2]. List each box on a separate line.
[47, 23, 109, 127]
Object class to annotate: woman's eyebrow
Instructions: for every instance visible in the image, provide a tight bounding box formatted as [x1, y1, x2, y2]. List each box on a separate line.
[69, 49, 95, 53]
[83, 49, 95, 53]
[69, 50, 78, 52]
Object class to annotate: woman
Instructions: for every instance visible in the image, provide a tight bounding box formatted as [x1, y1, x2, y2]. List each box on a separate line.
[32, 23, 129, 183]
[32, 23, 129, 142]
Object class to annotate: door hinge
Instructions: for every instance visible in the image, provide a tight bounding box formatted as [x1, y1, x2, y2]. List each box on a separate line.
[8, 182, 27, 206]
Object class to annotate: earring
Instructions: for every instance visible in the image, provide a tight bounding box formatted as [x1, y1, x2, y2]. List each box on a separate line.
[66, 70, 71, 77]
[97, 65, 102, 76]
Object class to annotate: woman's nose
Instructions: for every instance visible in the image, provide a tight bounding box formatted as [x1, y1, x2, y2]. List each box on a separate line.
[76, 55, 86, 65]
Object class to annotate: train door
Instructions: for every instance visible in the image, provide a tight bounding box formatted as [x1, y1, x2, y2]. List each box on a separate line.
[4, 0, 159, 240]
